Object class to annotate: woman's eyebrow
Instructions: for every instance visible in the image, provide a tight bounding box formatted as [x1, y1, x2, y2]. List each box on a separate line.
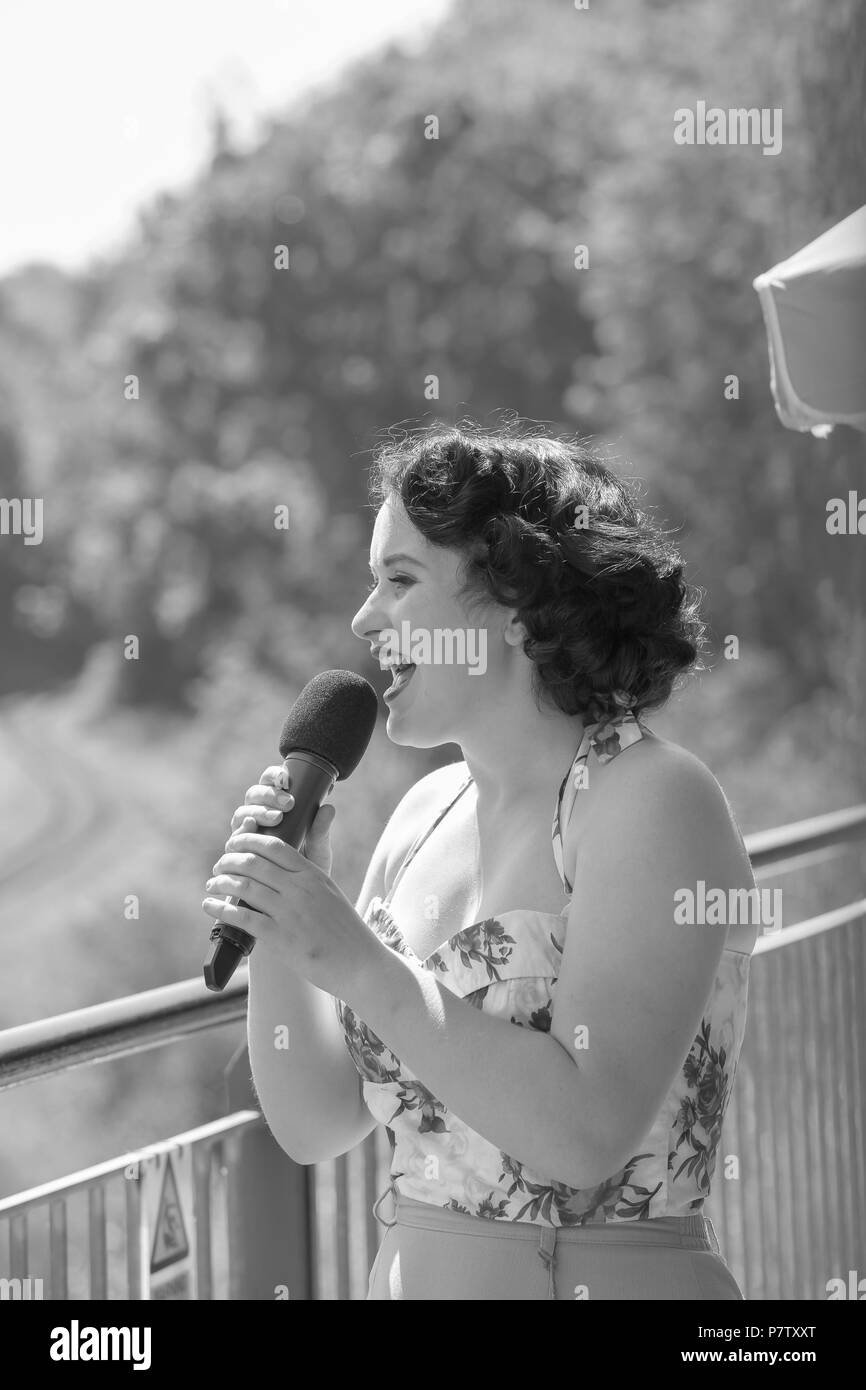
[369, 552, 427, 571]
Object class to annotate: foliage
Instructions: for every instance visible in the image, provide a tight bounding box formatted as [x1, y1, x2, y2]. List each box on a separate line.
[0, 0, 862, 728]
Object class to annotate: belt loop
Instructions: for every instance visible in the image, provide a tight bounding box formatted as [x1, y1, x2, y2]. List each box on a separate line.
[372, 1182, 398, 1229]
[537, 1226, 558, 1300]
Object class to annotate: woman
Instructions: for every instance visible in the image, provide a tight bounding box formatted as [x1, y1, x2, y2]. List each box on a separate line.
[202, 421, 757, 1300]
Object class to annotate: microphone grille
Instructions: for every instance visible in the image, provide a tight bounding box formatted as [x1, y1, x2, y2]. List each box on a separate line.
[278, 669, 379, 779]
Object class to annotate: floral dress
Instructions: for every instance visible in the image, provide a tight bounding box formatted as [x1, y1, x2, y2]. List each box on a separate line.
[335, 710, 751, 1228]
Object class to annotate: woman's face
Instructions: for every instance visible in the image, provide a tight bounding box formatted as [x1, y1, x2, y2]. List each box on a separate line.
[351, 496, 520, 748]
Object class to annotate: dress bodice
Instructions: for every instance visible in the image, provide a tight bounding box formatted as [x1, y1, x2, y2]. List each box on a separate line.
[335, 710, 751, 1226]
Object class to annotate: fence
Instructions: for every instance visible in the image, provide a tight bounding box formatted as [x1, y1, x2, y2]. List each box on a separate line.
[1, 804, 864, 1299]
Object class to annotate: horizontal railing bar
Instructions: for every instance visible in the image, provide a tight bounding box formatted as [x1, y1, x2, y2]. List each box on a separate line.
[744, 804, 866, 870]
[1, 899, 864, 1088]
[753, 842, 857, 881]
[0, 973, 249, 1093]
[753, 900, 866, 954]
[0, 1111, 260, 1217]
[0, 804, 862, 1095]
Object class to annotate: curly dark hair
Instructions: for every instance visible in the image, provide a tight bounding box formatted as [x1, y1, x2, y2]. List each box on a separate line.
[368, 417, 707, 726]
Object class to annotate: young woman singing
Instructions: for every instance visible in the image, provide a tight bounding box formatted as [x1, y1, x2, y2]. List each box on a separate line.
[202, 422, 756, 1300]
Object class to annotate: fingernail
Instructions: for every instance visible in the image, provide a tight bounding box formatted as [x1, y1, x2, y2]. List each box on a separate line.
[277, 792, 294, 807]
[205, 878, 215, 889]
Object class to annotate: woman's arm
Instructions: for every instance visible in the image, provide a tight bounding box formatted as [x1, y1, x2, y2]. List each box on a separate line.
[248, 763, 460, 1164]
[247, 873, 381, 1165]
[345, 743, 755, 1189]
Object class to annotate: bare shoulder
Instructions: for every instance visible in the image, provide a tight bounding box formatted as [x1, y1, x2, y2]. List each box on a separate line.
[598, 731, 721, 795]
[566, 727, 757, 955]
[381, 759, 470, 885]
[572, 729, 748, 858]
[356, 758, 469, 915]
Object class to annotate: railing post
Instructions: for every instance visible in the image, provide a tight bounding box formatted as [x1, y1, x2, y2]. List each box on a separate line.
[224, 1040, 314, 1301]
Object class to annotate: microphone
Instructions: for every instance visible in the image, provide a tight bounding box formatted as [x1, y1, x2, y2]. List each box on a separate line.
[203, 669, 379, 992]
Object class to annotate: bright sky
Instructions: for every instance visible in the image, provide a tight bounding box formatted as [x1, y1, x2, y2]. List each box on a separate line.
[0, 0, 452, 277]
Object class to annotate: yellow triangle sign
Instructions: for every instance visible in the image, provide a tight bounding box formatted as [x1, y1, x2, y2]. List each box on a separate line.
[150, 1154, 190, 1273]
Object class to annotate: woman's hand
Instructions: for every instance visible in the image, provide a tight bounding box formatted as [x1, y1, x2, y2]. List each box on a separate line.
[202, 768, 379, 997]
[226, 763, 335, 874]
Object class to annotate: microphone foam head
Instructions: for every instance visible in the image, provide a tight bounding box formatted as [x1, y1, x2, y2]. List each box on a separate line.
[278, 669, 379, 779]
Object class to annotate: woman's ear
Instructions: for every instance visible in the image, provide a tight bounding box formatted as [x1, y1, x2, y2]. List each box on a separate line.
[502, 610, 528, 648]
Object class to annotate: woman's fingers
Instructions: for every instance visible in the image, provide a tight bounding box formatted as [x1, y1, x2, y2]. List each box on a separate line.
[230, 804, 284, 832]
[202, 871, 280, 915]
[203, 832, 311, 932]
[259, 765, 292, 791]
[230, 769, 295, 832]
[298, 801, 335, 872]
[305, 801, 336, 846]
[211, 846, 283, 891]
[225, 829, 306, 859]
[209, 771, 304, 937]
[243, 782, 295, 810]
[201, 894, 270, 935]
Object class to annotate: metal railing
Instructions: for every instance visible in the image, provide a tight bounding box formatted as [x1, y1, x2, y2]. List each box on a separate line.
[1, 804, 864, 1300]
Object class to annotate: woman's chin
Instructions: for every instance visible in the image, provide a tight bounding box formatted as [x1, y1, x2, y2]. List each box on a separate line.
[386, 708, 423, 745]
[385, 700, 450, 750]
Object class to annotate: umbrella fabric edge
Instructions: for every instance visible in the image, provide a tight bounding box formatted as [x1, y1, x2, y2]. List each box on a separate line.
[753, 273, 866, 436]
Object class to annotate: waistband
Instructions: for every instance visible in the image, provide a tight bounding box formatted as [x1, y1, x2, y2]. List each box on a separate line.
[373, 1187, 720, 1253]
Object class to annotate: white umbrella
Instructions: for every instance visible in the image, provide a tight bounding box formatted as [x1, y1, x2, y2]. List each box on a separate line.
[753, 204, 866, 437]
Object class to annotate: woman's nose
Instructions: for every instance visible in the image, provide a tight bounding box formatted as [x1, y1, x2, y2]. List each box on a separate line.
[351, 591, 382, 641]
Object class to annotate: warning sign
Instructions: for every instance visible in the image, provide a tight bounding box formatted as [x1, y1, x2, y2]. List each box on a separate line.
[138, 1144, 197, 1300]
[150, 1154, 190, 1272]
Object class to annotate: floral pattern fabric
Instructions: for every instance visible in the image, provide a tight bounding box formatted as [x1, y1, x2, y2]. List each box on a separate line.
[335, 710, 751, 1227]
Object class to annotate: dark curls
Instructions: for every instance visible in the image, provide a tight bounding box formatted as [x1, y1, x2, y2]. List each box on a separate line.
[368, 418, 708, 726]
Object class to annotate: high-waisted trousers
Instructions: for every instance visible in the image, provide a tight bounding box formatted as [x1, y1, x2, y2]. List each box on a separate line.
[366, 1188, 744, 1301]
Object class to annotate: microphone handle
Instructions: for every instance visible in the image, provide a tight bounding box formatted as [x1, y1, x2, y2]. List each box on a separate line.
[203, 750, 337, 992]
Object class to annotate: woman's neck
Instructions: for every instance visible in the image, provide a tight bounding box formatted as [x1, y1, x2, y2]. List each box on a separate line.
[460, 706, 588, 816]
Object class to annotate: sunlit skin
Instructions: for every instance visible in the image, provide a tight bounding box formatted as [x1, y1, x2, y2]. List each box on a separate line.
[348, 494, 589, 809]
[202, 492, 756, 1187]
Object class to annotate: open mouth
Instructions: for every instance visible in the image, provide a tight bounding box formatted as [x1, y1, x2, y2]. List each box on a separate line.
[382, 662, 416, 700]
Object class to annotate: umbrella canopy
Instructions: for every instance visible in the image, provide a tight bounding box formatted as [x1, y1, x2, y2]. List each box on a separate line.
[753, 204, 866, 436]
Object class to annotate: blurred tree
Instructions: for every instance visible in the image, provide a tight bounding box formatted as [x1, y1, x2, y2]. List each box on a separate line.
[0, 0, 860, 725]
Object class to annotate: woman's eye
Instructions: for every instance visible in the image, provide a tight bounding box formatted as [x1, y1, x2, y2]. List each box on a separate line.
[366, 575, 414, 593]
